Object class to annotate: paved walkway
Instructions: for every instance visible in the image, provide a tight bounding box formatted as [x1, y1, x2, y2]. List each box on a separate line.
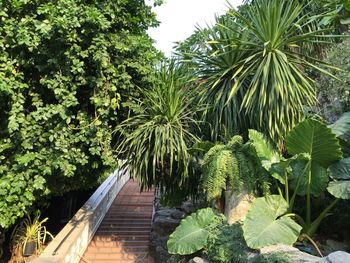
[80, 180, 155, 263]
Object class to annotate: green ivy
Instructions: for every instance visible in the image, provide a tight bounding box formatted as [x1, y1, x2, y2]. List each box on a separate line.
[0, 0, 161, 229]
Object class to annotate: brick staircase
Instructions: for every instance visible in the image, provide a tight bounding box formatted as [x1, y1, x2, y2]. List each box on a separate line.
[80, 180, 155, 263]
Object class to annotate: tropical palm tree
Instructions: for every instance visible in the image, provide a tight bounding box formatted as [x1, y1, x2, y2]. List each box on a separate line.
[115, 59, 200, 189]
[191, 0, 337, 143]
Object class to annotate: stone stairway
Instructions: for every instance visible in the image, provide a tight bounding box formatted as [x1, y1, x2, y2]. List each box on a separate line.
[80, 180, 155, 263]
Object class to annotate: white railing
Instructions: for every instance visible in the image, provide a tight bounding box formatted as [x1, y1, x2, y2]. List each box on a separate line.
[31, 166, 130, 263]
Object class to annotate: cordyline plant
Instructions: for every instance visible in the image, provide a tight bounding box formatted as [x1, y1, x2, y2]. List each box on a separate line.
[188, 0, 340, 143]
[115, 60, 201, 190]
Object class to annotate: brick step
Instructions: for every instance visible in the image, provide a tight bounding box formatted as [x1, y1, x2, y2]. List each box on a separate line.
[111, 202, 154, 207]
[100, 222, 151, 228]
[80, 259, 148, 263]
[104, 213, 152, 219]
[99, 222, 151, 227]
[106, 207, 153, 213]
[101, 221, 152, 225]
[118, 193, 155, 196]
[111, 203, 154, 207]
[93, 235, 150, 242]
[98, 226, 151, 232]
[96, 230, 150, 235]
[89, 240, 150, 247]
[85, 245, 149, 253]
[83, 252, 149, 260]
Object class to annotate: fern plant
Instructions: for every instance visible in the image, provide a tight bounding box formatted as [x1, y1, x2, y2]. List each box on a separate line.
[201, 135, 262, 201]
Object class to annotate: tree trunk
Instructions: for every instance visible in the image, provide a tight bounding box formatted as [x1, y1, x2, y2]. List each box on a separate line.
[224, 189, 255, 224]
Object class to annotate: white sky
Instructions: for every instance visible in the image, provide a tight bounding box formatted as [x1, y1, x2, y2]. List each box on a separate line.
[148, 0, 243, 56]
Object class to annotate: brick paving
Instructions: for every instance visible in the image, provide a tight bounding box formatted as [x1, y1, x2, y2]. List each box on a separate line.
[80, 180, 155, 263]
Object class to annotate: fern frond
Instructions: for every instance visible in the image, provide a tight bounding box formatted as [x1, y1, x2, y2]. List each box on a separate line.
[201, 135, 263, 201]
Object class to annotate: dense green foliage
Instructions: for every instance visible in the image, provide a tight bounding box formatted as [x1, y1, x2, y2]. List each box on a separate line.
[244, 118, 350, 248]
[167, 208, 224, 255]
[201, 135, 263, 201]
[252, 252, 291, 263]
[116, 60, 200, 190]
[0, 0, 160, 229]
[204, 223, 249, 263]
[177, 0, 337, 142]
[316, 42, 350, 122]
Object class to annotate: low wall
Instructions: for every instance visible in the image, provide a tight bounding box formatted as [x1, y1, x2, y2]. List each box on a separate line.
[31, 166, 130, 263]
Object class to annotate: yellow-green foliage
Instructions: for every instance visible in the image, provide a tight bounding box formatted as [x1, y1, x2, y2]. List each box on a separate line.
[201, 136, 258, 201]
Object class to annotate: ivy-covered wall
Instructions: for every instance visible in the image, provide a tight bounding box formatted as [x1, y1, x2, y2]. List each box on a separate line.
[0, 0, 161, 229]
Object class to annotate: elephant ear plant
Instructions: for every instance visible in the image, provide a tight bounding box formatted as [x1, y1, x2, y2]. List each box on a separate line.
[167, 208, 224, 255]
[243, 117, 350, 249]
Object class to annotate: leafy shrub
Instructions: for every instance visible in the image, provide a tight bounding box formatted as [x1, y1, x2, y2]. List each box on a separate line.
[204, 223, 249, 263]
[252, 252, 291, 263]
[0, 0, 160, 229]
[316, 42, 350, 122]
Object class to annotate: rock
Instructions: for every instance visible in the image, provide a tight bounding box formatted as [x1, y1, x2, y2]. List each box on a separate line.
[260, 244, 321, 263]
[318, 251, 350, 263]
[224, 189, 255, 224]
[150, 204, 192, 262]
[247, 252, 259, 263]
[191, 257, 211, 263]
[154, 246, 171, 263]
[155, 208, 174, 217]
[180, 201, 194, 214]
[325, 240, 350, 252]
[170, 209, 186, 219]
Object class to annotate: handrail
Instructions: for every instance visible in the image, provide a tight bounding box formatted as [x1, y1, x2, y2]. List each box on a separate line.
[30, 165, 130, 263]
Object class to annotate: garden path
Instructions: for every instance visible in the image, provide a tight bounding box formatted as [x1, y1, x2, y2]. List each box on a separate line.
[79, 180, 155, 263]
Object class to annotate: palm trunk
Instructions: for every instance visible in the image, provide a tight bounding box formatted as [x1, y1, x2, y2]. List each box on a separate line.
[224, 189, 255, 224]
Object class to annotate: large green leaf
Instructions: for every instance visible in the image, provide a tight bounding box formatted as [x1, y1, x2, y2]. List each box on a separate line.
[248, 129, 280, 170]
[328, 157, 350, 199]
[329, 157, 350, 180]
[269, 154, 308, 185]
[243, 195, 302, 249]
[330, 112, 350, 142]
[289, 161, 329, 197]
[286, 119, 342, 167]
[167, 208, 220, 255]
[327, 181, 350, 199]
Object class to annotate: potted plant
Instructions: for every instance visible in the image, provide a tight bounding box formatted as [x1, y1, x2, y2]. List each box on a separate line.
[11, 212, 54, 256]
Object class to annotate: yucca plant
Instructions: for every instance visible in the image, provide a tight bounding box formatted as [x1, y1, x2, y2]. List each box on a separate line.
[193, 0, 338, 143]
[115, 60, 201, 190]
[11, 212, 53, 256]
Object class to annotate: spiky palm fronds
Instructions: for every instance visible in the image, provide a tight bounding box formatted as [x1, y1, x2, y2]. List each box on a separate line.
[115, 60, 200, 189]
[191, 0, 338, 143]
